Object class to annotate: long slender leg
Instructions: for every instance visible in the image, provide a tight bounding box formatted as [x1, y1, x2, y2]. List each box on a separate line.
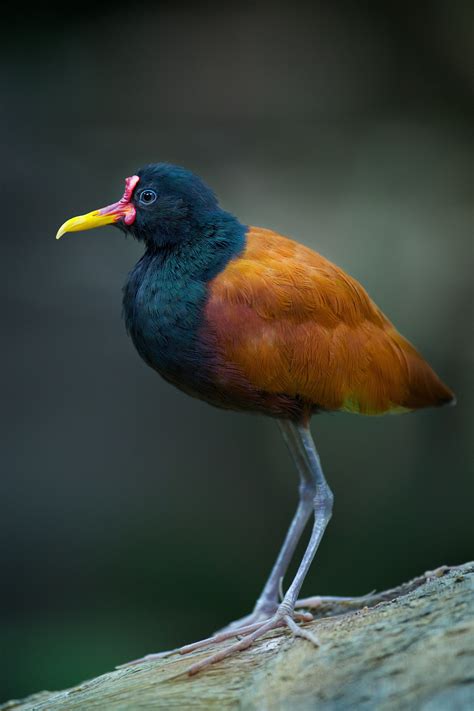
[180, 422, 334, 674]
[121, 421, 334, 673]
[226, 420, 317, 626]
[277, 422, 334, 613]
[268, 425, 359, 614]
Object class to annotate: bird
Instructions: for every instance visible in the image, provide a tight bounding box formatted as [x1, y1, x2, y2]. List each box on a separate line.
[56, 163, 455, 674]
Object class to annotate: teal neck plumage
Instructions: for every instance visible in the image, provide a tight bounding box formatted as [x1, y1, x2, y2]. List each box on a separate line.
[122, 209, 246, 383]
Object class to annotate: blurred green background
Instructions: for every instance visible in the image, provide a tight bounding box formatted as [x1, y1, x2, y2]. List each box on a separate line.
[1, 0, 473, 703]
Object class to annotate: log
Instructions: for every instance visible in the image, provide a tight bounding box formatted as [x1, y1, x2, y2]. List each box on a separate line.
[3, 562, 473, 710]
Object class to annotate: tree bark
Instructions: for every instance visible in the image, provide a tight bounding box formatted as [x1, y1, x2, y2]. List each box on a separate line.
[3, 562, 473, 711]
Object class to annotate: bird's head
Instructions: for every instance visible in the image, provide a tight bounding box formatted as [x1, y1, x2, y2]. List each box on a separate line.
[56, 163, 220, 248]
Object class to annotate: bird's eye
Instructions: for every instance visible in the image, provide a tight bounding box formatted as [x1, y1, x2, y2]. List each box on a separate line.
[139, 189, 157, 205]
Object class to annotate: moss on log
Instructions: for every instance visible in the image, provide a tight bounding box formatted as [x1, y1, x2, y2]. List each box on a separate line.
[3, 563, 473, 710]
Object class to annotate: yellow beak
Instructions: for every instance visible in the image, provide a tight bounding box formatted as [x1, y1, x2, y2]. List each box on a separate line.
[56, 209, 123, 240]
[56, 175, 140, 240]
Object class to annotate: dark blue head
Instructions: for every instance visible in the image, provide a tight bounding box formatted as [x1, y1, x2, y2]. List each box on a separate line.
[124, 163, 221, 248]
[56, 162, 246, 275]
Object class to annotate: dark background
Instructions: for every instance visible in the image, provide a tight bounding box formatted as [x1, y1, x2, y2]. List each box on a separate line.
[1, 1, 473, 702]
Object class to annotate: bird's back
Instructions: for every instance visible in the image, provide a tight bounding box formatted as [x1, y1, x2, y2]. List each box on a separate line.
[202, 227, 454, 420]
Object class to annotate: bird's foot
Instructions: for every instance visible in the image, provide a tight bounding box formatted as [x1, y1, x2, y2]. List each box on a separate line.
[217, 590, 376, 634]
[182, 608, 319, 676]
[221, 594, 374, 630]
[118, 607, 318, 675]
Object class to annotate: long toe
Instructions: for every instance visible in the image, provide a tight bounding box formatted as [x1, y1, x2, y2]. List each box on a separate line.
[186, 609, 317, 676]
[117, 609, 316, 673]
[116, 619, 275, 669]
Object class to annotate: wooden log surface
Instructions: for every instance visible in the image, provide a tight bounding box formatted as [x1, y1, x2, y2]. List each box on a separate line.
[3, 562, 473, 710]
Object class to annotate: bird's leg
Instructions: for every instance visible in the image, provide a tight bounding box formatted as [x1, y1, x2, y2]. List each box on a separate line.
[272, 421, 334, 617]
[179, 422, 334, 675]
[217, 420, 316, 632]
[120, 422, 334, 674]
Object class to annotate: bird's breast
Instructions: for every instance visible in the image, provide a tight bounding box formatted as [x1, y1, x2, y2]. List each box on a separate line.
[122, 252, 212, 382]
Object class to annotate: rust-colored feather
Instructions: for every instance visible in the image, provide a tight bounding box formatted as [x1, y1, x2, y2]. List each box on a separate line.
[204, 227, 454, 420]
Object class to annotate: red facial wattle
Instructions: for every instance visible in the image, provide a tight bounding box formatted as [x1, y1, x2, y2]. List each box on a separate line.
[98, 175, 140, 226]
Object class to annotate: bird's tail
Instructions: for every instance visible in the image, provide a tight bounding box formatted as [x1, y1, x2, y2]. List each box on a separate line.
[389, 331, 456, 411]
